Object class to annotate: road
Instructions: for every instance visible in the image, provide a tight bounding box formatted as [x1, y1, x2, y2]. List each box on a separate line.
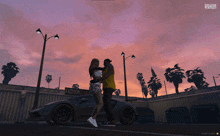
[0, 122, 219, 136]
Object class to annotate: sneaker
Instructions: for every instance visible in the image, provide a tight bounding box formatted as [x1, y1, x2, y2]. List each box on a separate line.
[92, 118, 98, 127]
[87, 117, 98, 127]
[102, 121, 116, 127]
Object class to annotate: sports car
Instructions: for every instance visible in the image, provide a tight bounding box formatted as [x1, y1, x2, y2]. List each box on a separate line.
[26, 94, 139, 125]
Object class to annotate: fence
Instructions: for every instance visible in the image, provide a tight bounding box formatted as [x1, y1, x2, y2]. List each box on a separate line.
[0, 89, 74, 124]
[0, 83, 65, 94]
[138, 89, 220, 123]
[1, 86, 220, 124]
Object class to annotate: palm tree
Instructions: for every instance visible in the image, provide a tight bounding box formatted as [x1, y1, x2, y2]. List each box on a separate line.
[184, 85, 197, 92]
[142, 84, 148, 98]
[1, 62, 20, 85]
[147, 77, 162, 97]
[149, 88, 155, 98]
[46, 74, 52, 88]
[164, 64, 185, 94]
[72, 84, 79, 89]
[147, 67, 162, 97]
[137, 72, 148, 98]
[114, 89, 121, 96]
[186, 67, 209, 90]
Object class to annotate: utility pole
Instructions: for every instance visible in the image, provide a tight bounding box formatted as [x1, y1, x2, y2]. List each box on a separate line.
[164, 80, 167, 95]
[58, 76, 61, 93]
[58, 77, 61, 89]
[213, 76, 217, 86]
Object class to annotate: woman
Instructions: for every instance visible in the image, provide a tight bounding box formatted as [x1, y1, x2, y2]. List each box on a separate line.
[87, 58, 104, 128]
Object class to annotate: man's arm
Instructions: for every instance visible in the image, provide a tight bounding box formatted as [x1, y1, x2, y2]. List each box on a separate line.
[95, 67, 105, 71]
[100, 65, 114, 82]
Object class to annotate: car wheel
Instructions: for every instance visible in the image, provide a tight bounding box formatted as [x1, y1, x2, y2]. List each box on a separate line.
[52, 104, 74, 126]
[120, 107, 135, 125]
[46, 120, 55, 126]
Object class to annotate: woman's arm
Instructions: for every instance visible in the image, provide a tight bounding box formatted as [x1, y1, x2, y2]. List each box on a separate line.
[94, 67, 105, 71]
[90, 68, 102, 83]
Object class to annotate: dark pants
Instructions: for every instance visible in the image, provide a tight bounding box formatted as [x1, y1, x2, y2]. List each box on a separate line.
[103, 88, 115, 122]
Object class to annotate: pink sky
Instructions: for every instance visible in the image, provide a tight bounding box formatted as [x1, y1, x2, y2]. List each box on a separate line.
[0, 0, 220, 98]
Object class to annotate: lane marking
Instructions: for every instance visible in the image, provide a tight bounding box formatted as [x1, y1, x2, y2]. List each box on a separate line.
[59, 126, 191, 136]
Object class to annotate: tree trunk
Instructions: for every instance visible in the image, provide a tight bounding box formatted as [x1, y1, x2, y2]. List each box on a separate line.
[194, 81, 201, 90]
[2, 77, 11, 85]
[152, 89, 158, 97]
[173, 82, 179, 94]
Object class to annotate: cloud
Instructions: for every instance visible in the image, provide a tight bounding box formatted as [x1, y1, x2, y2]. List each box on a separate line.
[89, 44, 102, 52]
[54, 54, 83, 64]
[31, 52, 41, 59]
[161, 46, 219, 71]
[85, 0, 134, 17]
[1, 0, 220, 98]
[0, 49, 17, 65]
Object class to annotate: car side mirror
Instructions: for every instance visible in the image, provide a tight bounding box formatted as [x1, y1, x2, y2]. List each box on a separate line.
[79, 98, 88, 104]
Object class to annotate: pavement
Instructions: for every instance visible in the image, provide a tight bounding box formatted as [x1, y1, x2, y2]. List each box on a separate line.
[0, 121, 219, 136]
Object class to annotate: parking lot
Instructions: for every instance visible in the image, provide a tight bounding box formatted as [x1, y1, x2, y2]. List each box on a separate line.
[0, 121, 219, 136]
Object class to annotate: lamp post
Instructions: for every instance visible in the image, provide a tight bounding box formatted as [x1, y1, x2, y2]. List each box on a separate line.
[121, 52, 135, 101]
[32, 28, 59, 110]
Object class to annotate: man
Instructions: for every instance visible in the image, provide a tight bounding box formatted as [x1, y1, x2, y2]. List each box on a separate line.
[90, 59, 116, 127]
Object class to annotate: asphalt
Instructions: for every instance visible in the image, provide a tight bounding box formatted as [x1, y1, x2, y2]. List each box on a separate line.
[0, 121, 219, 136]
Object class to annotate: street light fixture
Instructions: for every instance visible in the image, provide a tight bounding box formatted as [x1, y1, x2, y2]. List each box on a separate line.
[121, 52, 135, 101]
[36, 28, 42, 34]
[54, 34, 59, 39]
[131, 55, 135, 59]
[32, 28, 59, 110]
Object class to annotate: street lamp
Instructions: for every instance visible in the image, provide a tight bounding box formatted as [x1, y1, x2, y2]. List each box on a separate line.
[121, 52, 135, 101]
[32, 28, 59, 110]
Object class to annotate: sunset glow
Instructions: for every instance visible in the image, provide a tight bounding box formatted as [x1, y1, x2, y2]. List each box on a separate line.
[0, 0, 219, 98]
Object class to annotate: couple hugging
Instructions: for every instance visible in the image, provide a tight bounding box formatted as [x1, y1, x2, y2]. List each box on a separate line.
[87, 58, 116, 127]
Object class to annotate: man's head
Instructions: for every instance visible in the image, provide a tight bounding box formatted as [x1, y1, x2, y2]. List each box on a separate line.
[104, 59, 112, 67]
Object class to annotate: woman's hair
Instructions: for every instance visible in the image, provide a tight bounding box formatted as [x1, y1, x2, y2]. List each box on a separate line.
[89, 58, 99, 78]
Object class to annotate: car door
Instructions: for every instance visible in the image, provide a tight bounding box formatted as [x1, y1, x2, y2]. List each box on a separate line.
[76, 95, 96, 121]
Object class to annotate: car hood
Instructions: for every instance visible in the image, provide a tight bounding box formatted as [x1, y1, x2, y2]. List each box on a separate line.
[31, 100, 70, 112]
[112, 98, 136, 109]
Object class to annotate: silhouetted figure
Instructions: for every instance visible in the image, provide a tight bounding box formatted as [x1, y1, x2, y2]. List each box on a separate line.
[72, 84, 79, 89]
[92, 58, 117, 126]
[114, 89, 121, 96]
[137, 72, 148, 98]
[1, 62, 20, 85]
[87, 58, 104, 128]
[186, 67, 209, 90]
[46, 74, 52, 88]
[164, 64, 185, 94]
